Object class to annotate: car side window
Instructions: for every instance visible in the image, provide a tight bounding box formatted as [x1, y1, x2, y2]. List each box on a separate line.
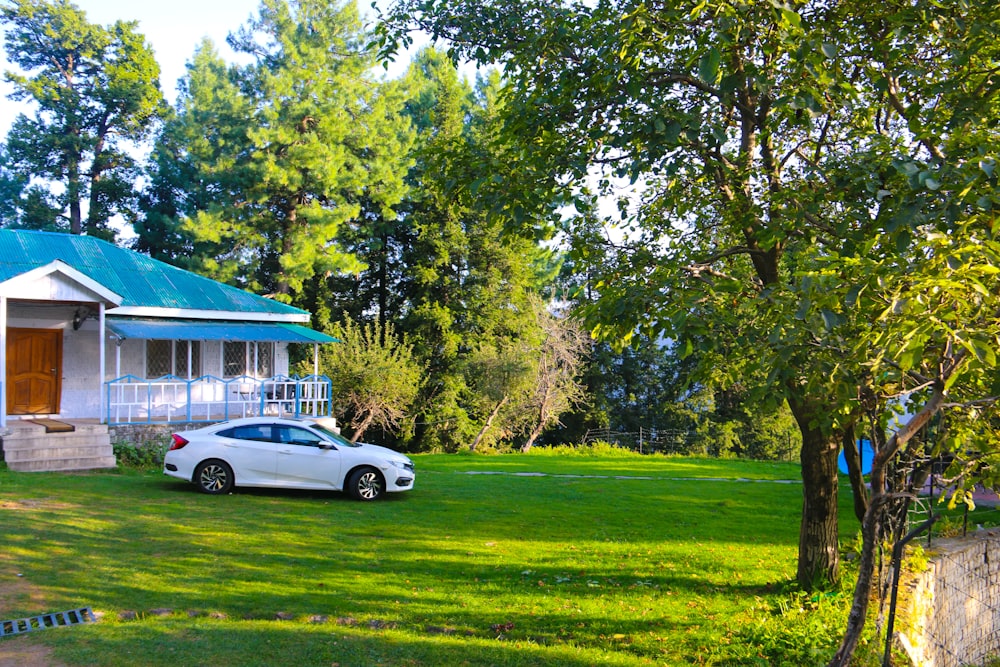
[275, 426, 324, 447]
[220, 425, 273, 442]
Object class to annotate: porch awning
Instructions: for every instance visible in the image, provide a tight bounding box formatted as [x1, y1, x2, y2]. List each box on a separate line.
[106, 318, 338, 343]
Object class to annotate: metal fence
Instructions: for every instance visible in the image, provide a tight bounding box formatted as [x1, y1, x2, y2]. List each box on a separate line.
[581, 427, 798, 461]
[105, 374, 332, 424]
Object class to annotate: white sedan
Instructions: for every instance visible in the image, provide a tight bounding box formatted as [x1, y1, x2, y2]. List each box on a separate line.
[163, 417, 415, 500]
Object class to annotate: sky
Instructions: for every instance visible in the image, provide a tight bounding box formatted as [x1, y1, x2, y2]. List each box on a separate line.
[0, 0, 416, 135]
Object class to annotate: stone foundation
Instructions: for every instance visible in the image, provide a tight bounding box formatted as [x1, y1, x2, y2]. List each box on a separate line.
[900, 529, 1000, 667]
[108, 422, 210, 449]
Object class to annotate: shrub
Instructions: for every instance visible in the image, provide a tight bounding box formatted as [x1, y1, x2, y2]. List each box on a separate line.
[113, 440, 167, 471]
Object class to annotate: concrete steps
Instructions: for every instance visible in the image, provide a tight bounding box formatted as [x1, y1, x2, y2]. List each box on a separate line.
[1, 420, 116, 472]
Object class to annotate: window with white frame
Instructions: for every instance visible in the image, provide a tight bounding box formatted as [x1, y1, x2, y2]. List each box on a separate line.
[146, 340, 202, 379]
[223, 341, 274, 378]
[175, 341, 201, 378]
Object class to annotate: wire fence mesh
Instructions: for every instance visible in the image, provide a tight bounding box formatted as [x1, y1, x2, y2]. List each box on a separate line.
[580, 427, 799, 461]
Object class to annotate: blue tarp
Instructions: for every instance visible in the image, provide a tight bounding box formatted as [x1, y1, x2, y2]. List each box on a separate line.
[838, 439, 874, 475]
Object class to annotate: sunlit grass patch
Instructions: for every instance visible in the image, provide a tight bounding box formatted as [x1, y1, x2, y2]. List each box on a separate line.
[1, 454, 985, 665]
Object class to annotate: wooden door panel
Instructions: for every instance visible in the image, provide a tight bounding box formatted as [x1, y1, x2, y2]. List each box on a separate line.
[6, 328, 62, 415]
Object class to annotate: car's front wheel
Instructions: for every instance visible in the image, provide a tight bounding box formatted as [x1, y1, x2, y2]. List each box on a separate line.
[347, 467, 384, 501]
[195, 459, 234, 495]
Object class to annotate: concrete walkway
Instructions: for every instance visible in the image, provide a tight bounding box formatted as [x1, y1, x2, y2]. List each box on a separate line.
[459, 470, 802, 483]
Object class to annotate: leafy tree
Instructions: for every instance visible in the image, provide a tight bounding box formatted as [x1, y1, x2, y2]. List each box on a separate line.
[383, 52, 559, 451]
[1, 0, 164, 238]
[519, 305, 589, 451]
[137, 0, 413, 305]
[556, 242, 799, 456]
[464, 337, 535, 451]
[134, 41, 255, 275]
[378, 0, 1000, 619]
[319, 315, 424, 444]
[0, 144, 62, 230]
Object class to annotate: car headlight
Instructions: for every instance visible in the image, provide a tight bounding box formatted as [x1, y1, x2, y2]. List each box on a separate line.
[389, 459, 414, 472]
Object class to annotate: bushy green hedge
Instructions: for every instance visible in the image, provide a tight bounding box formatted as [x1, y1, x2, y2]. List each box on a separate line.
[113, 441, 168, 471]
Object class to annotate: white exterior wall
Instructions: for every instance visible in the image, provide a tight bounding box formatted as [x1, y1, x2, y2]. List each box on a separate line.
[6, 303, 101, 419]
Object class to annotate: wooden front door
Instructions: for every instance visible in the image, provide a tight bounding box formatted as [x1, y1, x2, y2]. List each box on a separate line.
[6, 328, 62, 415]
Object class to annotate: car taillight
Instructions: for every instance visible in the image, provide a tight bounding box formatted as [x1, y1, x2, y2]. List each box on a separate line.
[169, 434, 189, 451]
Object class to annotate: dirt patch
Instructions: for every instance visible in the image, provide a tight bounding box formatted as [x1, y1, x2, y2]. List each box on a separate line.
[0, 560, 67, 667]
[0, 499, 75, 511]
[0, 637, 67, 667]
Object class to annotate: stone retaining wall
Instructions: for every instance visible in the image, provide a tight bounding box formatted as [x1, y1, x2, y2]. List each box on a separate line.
[900, 529, 1000, 667]
[108, 422, 209, 449]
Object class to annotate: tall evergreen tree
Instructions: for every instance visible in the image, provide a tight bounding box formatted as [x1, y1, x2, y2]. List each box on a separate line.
[395, 60, 561, 450]
[137, 0, 413, 305]
[1, 0, 164, 238]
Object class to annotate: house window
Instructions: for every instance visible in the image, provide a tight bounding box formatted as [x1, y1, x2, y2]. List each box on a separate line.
[257, 342, 273, 377]
[223, 342, 274, 378]
[146, 340, 201, 379]
[146, 340, 171, 378]
[174, 341, 201, 379]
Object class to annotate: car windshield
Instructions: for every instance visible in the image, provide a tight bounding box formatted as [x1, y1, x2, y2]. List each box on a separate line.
[308, 421, 359, 448]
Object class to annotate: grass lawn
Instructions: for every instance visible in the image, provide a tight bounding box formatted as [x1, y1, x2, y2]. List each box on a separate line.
[0, 452, 989, 666]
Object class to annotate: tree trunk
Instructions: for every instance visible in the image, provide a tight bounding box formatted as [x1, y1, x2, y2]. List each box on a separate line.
[521, 397, 550, 452]
[470, 396, 508, 452]
[68, 154, 82, 235]
[276, 205, 298, 297]
[377, 230, 389, 340]
[828, 385, 948, 666]
[86, 123, 110, 237]
[827, 493, 890, 667]
[842, 424, 870, 523]
[521, 422, 545, 453]
[788, 395, 841, 589]
[350, 411, 375, 444]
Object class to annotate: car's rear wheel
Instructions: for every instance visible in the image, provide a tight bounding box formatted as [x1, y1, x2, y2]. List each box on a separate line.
[347, 467, 384, 501]
[195, 459, 234, 495]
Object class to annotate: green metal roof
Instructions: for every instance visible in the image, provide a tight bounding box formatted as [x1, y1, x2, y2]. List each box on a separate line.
[106, 318, 338, 343]
[0, 229, 307, 318]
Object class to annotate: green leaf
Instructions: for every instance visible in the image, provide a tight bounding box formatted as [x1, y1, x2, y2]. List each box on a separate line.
[779, 7, 802, 30]
[820, 43, 838, 59]
[795, 298, 811, 320]
[971, 339, 997, 367]
[896, 229, 912, 253]
[821, 309, 842, 331]
[664, 120, 682, 144]
[698, 47, 722, 85]
[846, 284, 862, 307]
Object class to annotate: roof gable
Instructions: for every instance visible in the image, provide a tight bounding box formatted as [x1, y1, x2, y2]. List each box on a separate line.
[0, 230, 308, 322]
[0, 259, 122, 305]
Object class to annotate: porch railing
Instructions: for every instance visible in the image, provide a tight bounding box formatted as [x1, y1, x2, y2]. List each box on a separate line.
[105, 374, 333, 425]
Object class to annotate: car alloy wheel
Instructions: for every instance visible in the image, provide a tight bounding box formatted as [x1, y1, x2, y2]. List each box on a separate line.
[195, 460, 234, 495]
[348, 467, 384, 501]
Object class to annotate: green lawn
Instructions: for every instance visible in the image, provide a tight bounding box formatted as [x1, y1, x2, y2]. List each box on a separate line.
[0, 453, 972, 666]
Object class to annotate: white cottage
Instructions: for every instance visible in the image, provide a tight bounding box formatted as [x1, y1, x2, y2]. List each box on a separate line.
[0, 229, 336, 471]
